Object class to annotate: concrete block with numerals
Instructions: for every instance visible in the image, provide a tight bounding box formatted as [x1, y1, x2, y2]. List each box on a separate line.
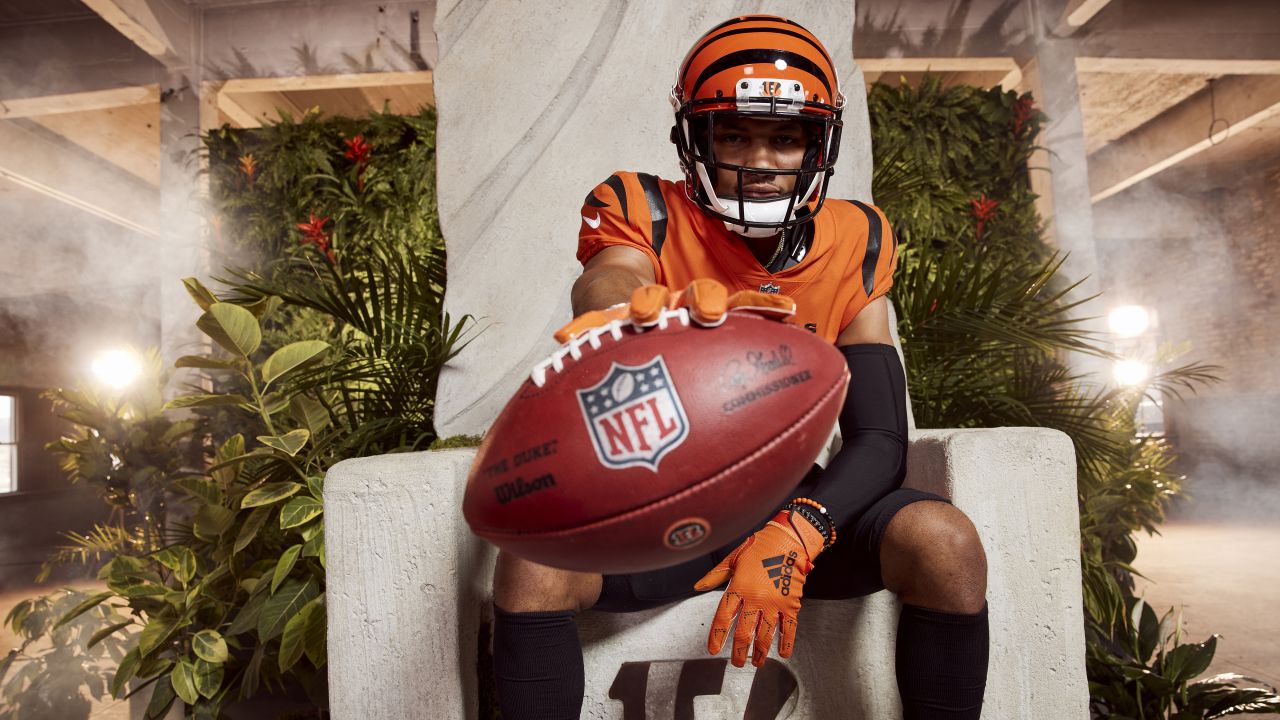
[325, 426, 1089, 719]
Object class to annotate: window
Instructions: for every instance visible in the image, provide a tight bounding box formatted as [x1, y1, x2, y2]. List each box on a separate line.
[0, 395, 15, 493]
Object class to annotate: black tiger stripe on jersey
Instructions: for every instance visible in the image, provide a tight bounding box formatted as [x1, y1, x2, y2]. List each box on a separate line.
[583, 190, 608, 208]
[851, 200, 883, 296]
[636, 173, 669, 257]
[603, 174, 629, 223]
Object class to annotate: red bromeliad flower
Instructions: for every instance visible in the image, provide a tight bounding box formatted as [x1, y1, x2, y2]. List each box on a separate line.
[343, 134, 372, 191]
[239, 153, 258, 185]
[971, 194, 999, 240]
[1012, 96, 1036, 137]
[296, 212, 334, 262]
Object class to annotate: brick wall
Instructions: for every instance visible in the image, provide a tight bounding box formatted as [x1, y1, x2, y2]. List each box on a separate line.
[1093, 159, 1280, 517]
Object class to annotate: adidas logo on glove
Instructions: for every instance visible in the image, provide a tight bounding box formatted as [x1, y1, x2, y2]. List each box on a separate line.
[761, 551, 799, 596]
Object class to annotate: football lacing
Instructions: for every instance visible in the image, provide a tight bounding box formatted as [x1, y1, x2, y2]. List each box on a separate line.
[529, 307, 690, 387]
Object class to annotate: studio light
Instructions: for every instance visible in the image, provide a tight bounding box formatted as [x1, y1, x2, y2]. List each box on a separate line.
[1114, 359, 1150, 386]
[91, 349, 143, 390]
[1109, 305, 1151, 337]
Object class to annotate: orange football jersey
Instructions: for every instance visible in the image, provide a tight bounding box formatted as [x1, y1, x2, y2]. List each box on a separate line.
[577, 171, 898, 344]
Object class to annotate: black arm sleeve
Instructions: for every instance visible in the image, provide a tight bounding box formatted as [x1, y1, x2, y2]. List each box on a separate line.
[804, 343, 909, 529]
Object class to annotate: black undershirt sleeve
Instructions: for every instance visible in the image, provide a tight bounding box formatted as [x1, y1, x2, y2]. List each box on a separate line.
[803, 343, 909, 529]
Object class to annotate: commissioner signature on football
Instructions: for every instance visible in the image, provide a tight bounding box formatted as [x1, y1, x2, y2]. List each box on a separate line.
[719, 344, 795, 391]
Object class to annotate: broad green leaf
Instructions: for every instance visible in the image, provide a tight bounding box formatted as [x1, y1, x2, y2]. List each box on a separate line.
[226, 590, 267, 637]
[193, 505, 237, 539]
[53, 590, 113, 629]
[257, 429, 310, 457]
[234, 507, 272, 553]
[153, 547, 197, 585]
[306, 474, 324, 500]
[174, 355, 241, 370]
[171, 659, 199, 705]
[175, 477, 221, 505]
[241, 482, 302, 509]
[192, 629, 229, 663]
[198, 303, 261, 358]
[291, 395, 331, 435]
[110, 646, 141, 697]
[5, 599, 32, 631]
[109, 580, 166, 599]
[302, 593, 327, 667]
[193, 658, 224, 699]
[138, 615, 178, 658]
[136, 656, 173, 681]
[298, 519, 323, 542]
[302, 530, 324, 561]
[213, 434, 247, 485]
[261, 340, 330, 385]
[278, 595, 323, 673]
[182, 277, 218, 311]
[217, 433, 245, 462]
[88, 620, 134, 649]
[279, 496, 323, 529]
[165, 393, 250, 410]
[241, 645, 264, 700]
[257, 577, 320, 642]
[244, 294, 283, 320]
[145, 675, 176, 719]
[272, 545, 302, 594]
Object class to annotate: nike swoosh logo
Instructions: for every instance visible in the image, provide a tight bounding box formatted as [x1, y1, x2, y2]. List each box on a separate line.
[583, 213, 601, 229]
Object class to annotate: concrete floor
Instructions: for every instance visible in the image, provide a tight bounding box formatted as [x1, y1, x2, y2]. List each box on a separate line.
[1132, 520, 1280, 691]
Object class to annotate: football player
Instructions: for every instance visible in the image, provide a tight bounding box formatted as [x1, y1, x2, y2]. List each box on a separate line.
[491, 15, 989, 719]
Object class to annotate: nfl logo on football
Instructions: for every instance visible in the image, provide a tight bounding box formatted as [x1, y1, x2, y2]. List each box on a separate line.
[576, 356, 689, 472]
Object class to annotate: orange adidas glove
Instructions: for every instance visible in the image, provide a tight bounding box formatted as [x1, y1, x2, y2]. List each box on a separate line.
[693, 506, 829, 668]
[554, 278, 794, 343]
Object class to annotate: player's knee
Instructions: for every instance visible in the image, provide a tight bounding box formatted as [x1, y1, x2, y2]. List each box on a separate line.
[493, 550, 603, 613]
[883, 502, 987, 611]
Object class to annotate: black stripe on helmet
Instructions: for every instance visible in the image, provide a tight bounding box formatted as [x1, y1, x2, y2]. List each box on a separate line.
[692, 48, 832, 100]
[603, 174, 628, 223]
[690, 26, 833, 70]
[851, 200, 882, 296]
[636, 173, 669, 258]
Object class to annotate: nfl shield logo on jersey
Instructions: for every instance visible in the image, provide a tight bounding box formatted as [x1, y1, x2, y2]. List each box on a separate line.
[759, 282, 781, 294]
[577, 356, 689, 472]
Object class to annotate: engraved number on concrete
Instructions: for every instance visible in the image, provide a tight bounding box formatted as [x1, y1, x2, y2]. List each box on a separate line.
[607, 658, 798, 719]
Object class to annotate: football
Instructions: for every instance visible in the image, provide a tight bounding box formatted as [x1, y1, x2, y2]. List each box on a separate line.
[462, 308, 849, 574]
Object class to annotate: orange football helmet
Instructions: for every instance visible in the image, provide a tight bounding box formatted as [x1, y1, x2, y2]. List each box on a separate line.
[671, 15, 845, 238]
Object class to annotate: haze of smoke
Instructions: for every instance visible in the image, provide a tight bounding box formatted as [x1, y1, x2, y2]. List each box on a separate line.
[1094, 164, 1280, 525]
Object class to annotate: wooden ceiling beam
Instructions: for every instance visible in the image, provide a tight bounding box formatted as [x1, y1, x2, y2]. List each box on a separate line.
[217, 91, 305, 129]
[80, 0, 192, 69]
[1061, 0, 1115, 34]
[220, 71, 434, 95]
[0, 120, 158, 237]
[1088, 74, 1280, 203]
[0, 85, 159, 120]
[1077, 58, 1280, 75]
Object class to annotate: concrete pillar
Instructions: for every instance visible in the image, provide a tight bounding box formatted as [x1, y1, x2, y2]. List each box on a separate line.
[1022, 1, 1111, 380]
[434, 1, 868, 438]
